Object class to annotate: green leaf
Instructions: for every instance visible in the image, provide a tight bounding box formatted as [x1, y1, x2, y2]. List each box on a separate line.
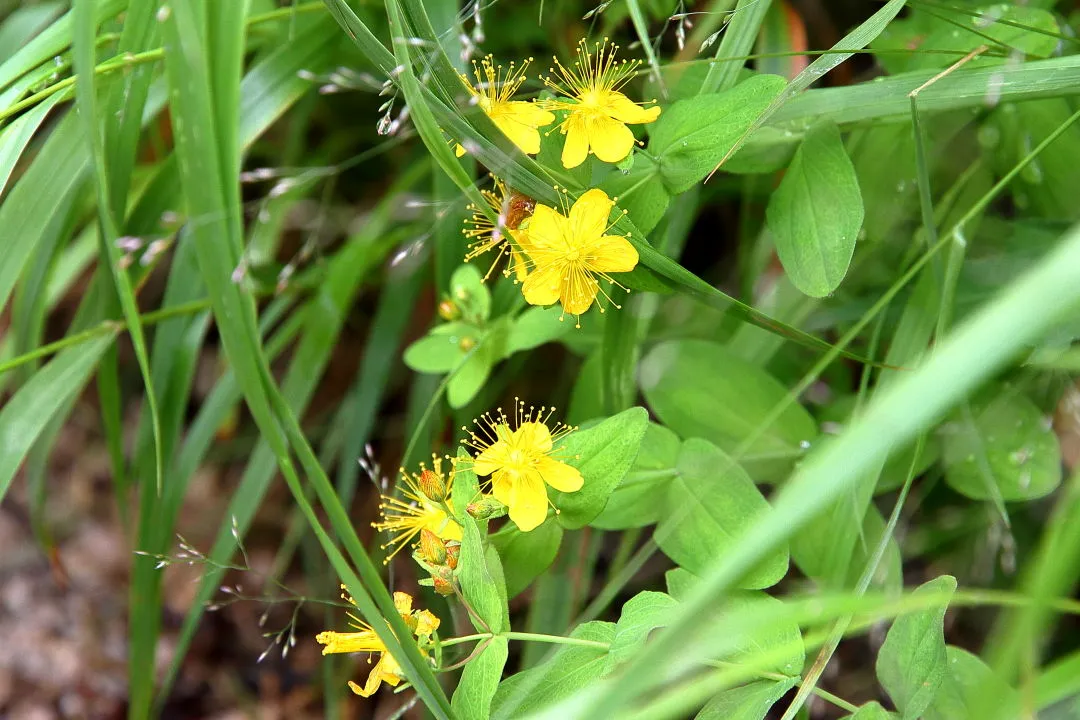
[451, 263, 492, 323]
[404, 322, 478, 373]
[592, 422, 680, 530]
[0, 112, 89, 319]
[490, 518, 563, 598]
[899, 5, 1060, 73]
[639, 339, 817, 482]
[506, 306, 570, 355]
[552, 406, 649, 529]
[0, 93, 64, 197]
[449, 452, 509, 621]
[766, 120, 864, 298]
[453, 446, 482, 515]
[792, 485, 903, 592]
[447, 334, 502, 409]
[490, 621, 613, 719]
[649, 74, 787, 194]
[876, 575, 957, 720]
[0, 336, 113, 502]
[695, 678, 798, 720]
[657, 438, 789, 589]
[942, 385, 1062, 501]
[665, 567, 698, 601]
[668, 572, 805, 676]
[847, 702, 898, 720]
[599, 153, 670, 236]
[605, 591, 679, 673]
[452, 636, 509, 720]
[924, 646, 1019, 720]
[454, 454, 510, 633]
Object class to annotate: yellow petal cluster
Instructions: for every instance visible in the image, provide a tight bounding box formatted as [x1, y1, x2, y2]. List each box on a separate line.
[316, 590, 440, 698]
[461, 400, 582, 532]
[522, 188, 638, 321]
[543, 39, 661, 168]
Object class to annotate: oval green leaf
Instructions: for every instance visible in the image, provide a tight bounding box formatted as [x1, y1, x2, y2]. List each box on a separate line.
[649, 73, 787, 194]
[942, 385, 1061, 501]
[639, 339, 817, 482]
[656, 438, 789, 589]
[766, 119, 864, 298]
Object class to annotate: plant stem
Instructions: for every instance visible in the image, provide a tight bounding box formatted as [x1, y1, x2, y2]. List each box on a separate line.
[438, 631, 611, 650]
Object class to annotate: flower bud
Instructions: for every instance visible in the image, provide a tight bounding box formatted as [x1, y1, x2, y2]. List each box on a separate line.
[438, 298, 460, 321]
[444, 541, 461, 570]
[417, 468, 447, 502]
[432, 574, 454, 596]
[419, 529, 447, 566]
[466, 495, 507, 520]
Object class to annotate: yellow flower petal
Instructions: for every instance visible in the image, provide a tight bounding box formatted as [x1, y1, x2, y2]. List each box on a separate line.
[490, 470, 516, 508]
[316, 629, 384, 655]
[493, 114, 543, 155]
[559, 268, 600, 315]
[536, 456, 583, 493]
[508, 469, 548, 532]
[414, 609, 441, 639]
[587, 235, 639, 273]
[522, 262, 563, 307]
[504, 100, 555, 127]
[569, 188, 614, 240]
[514, 421, 554, 453]
[392, 591, 413, 616]
[586, 113, 637, 164]
[352, 653, 402, 696]
[474, 440, 509, 476]
[510, 246, 530, 281]
[561, 113, 590, 168]
[525, 205, 567, 250]
[603, 91, 662, 125]
[454, 142, 466, 157]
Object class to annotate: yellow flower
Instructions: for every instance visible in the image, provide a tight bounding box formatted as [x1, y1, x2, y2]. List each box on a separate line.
[457, 55, 554, 156]
[543, 39, 661, 168]
[519, 188, 638, 322]
[460, 400, 582, 532]
[317, 590, 440, 698]
[373, 456, 462, 563]
[463, 178, 536, 281]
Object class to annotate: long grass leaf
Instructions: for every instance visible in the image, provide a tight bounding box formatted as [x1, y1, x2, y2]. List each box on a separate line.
[0, 336, 115, 502]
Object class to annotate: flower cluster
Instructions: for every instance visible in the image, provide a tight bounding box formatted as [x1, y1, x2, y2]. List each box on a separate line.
[457, 40, 659, 324]
[316, 589, 439, 697]
[319, 402, 582, 699]
[458, 40, 660, 168]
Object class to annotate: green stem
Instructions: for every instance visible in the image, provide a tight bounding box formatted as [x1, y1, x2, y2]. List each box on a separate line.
[248, 1, 324, 26]
[504, 631, 610, 649]
[0, 299, 212, 377]
[0, 48, 165, 123]
[438, 631, 611, 651]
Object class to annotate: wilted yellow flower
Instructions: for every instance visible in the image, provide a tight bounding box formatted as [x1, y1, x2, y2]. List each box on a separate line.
[317, 590, 439, 697]
[543, 39, 661, 168]
[520, 188, 638, 322]
[457, 55, 554, 156]
[373, 456, 461, 562]
[460, 400, 581, 532]
[463, 178, 537, 281]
